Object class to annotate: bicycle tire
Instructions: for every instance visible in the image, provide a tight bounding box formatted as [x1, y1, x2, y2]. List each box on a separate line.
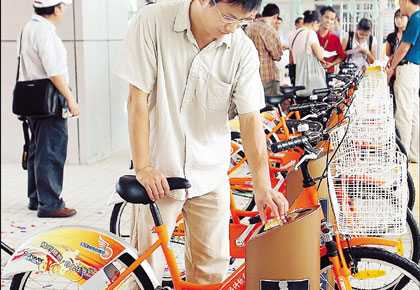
[395, 136, 408, 162]
[406, 171, 415, 211]
[10, 253, 155, 290]
[376, 209, 420, 264]
[320, 246, 420, 290]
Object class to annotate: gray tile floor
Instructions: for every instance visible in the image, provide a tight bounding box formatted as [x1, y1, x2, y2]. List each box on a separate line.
[1, 149, 132, 287]
[1, 149, 419, 288]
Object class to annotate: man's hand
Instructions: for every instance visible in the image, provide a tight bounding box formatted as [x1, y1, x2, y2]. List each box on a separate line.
[135, 167, 170, 201]
[323, 61, 334, 69]
[254, 186, 289, 224]
[386, 68, 395, 84]
[68, 99, 80, 116]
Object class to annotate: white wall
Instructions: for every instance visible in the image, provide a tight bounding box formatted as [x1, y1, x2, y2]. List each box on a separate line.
[1, 0, 132, 165]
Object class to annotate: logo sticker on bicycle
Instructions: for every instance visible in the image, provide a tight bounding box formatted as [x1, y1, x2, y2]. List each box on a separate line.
[260, 279, 310, 290]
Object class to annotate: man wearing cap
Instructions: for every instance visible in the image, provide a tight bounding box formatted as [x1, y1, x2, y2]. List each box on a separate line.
[19, 0, 79, 217]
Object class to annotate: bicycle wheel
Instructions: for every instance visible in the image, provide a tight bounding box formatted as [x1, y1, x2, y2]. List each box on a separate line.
[110, 201, 131, 242]
[406, 171, 415, 211]
[320, 247, 420, 290]
[10, 253, 155, 290]
[375, 209, 420, 265]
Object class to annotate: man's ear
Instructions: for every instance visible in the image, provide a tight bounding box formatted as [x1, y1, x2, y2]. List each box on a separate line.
[273, 14, 279, 20]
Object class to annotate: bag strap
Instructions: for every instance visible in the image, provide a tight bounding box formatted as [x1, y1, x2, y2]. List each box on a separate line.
[368, 35, 373, 51]
[16, 30, 23, 82]
[291, 29, 305, 50]
[18, 116, 30, 170]
[346, 31, 354, 51]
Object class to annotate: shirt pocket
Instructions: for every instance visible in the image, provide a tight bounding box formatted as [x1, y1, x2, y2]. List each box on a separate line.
[205, 74, 232, 112]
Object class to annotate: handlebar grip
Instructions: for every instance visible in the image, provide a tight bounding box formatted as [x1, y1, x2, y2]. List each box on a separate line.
[271, 133, 322, 153]
[312, 88, 330, 95]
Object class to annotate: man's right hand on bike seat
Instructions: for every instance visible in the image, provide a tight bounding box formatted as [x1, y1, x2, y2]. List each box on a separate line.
[135, 167, 170, 201]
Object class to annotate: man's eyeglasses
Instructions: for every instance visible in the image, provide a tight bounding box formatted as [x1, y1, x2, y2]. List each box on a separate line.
[212, 0, 254, 26]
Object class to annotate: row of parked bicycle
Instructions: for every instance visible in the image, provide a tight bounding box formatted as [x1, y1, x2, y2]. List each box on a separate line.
[2, 63, 419, 289]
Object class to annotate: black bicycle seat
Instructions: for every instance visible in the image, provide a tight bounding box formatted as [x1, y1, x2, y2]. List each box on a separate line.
[265, 94, 295, 106]
[115, 175, 191, 205]
[231, 131, 242, 140]
[279, 86, 305, 95]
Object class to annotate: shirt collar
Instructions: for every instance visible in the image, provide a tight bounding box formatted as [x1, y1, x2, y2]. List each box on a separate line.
[173, 0, 231, 49]
[32, 14, 56, 31]
[318, 29, 331, 39]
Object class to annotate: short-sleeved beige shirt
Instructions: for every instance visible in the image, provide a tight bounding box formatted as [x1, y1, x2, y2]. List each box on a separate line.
[113, 0, 265, 199]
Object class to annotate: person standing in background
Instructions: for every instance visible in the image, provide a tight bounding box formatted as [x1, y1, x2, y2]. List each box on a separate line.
[385, 9, 408, 59]
[20, 0, 79, 218]
[246, 3, 283, 95]
[287, 17, 303, 46]
[386, 0, 419, 163]
[385, 9, 408, 100]
[317, 7, 345, 76]
[332, 16, 343, 39]
[341, 18, 377, 70]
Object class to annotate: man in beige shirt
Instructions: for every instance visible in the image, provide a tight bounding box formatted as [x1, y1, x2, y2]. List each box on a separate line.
[113, 0, 289, 285]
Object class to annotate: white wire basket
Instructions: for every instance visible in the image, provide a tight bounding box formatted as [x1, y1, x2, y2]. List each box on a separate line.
[359, 76, 387, 89]
[328, 152, 408, 236]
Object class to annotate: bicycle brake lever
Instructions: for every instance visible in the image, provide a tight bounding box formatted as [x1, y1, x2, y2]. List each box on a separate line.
[294, 152, 318, 171]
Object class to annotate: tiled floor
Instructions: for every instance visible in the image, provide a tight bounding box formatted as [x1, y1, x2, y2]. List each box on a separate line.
[1, 149, 419, 288]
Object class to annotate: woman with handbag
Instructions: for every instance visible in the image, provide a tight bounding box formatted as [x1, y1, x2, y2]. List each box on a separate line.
[289, 10, 327, 96]
[16, 0, 79, 218]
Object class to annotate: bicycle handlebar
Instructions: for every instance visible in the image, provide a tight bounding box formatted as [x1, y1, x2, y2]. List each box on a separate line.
[287, 102, 329, 113]
[271, 133, 322, 153]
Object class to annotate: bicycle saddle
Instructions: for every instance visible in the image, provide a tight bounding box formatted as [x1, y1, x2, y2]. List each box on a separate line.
[265, 94, 296, 106]
[115, 175, 191, 205]
[231, 131, 242, 140]
[279, 86, 305, 95]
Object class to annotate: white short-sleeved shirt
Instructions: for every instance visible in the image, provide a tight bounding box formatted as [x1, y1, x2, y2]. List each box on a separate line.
[113, 0, 265, 199]
[343, 32, 377, 70]
[290, 28, 319, 61]
[18, 14, 69, 83]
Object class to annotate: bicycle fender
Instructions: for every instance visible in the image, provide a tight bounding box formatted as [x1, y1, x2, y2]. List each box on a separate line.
[106, 190, 125, 206]
[320, 237, 399, 256]
[2, 225, 159, 288]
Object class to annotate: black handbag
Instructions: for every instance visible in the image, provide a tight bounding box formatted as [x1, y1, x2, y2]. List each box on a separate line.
[12, 31, 66, 117]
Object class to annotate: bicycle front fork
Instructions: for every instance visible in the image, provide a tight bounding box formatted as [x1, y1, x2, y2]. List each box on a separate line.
[321, 222, 352, 290]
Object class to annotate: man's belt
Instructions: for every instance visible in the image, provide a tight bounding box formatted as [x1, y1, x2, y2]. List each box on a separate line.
[398, 59, 419, 66]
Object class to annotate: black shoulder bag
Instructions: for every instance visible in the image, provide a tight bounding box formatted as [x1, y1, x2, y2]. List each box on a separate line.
[12, 30, 67, 117]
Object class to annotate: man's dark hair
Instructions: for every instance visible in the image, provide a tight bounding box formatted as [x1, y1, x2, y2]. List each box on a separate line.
[34, 3, 61, 16]
[277, 16, 283, 21]
[211, 0, 262, 12]
[261, 3, 280, 17]
[303, 10, 320, 24]
[320, 6, 336, 16]
[408, 0, 419, 5]
[357, 18, 372, 31]
[295, 17, 303, 25]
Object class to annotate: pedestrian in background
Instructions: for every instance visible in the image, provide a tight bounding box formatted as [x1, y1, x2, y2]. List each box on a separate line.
[19, 0, 79, 218]
[289, 10, 326, 92]
[386, 0, 419, 163]
[341, 18, 377, 70]
[317, 6, 345, 77]
[246, 3, 283, 95]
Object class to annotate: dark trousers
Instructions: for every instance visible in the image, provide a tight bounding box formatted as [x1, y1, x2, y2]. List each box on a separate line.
[27, 116, 68, 214]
